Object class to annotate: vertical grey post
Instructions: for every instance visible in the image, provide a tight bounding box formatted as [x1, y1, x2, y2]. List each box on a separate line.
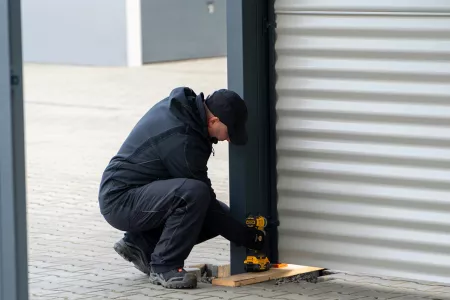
[0, 0, 29, 299]
[227, 0, 276, 275]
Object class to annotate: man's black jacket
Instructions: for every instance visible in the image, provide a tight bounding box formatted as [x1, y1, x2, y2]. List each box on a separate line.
[99, 87, 216, 215]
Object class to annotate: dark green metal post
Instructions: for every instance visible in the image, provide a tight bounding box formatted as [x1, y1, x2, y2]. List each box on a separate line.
[0, 0, 29, 299]
[226, 0, 278, 275]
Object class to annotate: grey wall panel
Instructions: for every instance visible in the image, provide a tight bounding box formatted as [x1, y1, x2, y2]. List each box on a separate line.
[274, 0, 450, 283]
[21, 0, 128, 66]
[141, 0, 226, 63]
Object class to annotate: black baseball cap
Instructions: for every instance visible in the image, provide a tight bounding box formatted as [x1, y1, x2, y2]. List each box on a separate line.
[205, 89, 248, 145]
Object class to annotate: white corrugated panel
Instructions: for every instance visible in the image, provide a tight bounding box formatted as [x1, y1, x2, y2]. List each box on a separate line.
[275, 0, 450, 12]
[274, 0, 450, 283]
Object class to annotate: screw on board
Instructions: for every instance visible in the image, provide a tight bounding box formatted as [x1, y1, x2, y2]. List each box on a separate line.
[263, 18, 277, 34]
[11, 74, 20, 86]
[206, 1, 215, 14]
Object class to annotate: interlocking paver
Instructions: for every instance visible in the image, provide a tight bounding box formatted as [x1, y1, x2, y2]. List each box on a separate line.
[29, 280, 73, 292]
[232, 296, 292, 300]
[38, 292, 89, 300]
[85, 290, 146, 299]
[25, 58, 232, 300]
[423, 293, 450, 300]
[255, 282, 319, 296]
[388, 297, 430, 300]
[313, 293, 371, 300]
[161, 293, 217, 300]
[347, 290, 405, 299]
[233, 287, 291, 298]
[55, 286, 108, 295]
[194, 289, 253, 299]
[29, 297, 66, 300]
[112, 295, 157, 300]
[427, 285, 450, 295]
[273, 295, 313, 300]
[29, 287, 66, 297]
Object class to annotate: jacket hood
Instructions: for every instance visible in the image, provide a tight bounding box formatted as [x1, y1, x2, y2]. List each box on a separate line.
[168, 87, 209, 139]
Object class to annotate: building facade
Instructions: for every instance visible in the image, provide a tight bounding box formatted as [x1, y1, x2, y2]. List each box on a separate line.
[3, 1, 450, 299]
[21, 0, 227, 66]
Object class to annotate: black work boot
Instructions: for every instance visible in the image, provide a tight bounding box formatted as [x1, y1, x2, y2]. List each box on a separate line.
[113, 238, 150, 275]
[149, 267, 197, 289]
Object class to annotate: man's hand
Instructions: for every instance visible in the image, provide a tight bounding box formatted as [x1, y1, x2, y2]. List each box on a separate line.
[246, 228, 266, 251]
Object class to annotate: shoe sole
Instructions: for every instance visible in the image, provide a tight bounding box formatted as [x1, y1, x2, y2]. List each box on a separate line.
[114, 240, 150, 275]
[149, 275, 197, 289]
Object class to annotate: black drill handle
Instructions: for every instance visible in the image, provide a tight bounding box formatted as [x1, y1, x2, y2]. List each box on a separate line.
[266, 219, 279, 229]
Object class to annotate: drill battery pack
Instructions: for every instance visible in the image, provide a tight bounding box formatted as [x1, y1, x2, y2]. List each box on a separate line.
[244, 254, 271, 272]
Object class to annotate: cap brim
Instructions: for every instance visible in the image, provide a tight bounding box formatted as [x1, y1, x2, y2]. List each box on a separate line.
[229, 126, 248, 145]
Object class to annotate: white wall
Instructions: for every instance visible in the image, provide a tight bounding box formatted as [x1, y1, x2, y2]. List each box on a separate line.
[21, 0, 131, 66]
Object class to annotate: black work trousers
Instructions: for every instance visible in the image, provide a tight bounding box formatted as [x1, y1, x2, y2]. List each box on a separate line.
[103, 178, 250, 273]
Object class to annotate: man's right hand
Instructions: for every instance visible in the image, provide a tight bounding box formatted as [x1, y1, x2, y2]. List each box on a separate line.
[247, 228, 266, 251]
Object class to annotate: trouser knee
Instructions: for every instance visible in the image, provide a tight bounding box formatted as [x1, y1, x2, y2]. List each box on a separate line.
[177, 179, 211, 205]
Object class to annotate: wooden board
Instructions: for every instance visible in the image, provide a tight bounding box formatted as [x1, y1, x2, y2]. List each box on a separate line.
[211, 264, 324, 287]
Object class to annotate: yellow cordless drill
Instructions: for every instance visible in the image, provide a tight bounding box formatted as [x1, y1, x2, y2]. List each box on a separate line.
[243, 215, 271, 272]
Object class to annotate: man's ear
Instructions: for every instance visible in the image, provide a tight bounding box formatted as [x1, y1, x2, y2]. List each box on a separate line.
[207, 116, 219, 127]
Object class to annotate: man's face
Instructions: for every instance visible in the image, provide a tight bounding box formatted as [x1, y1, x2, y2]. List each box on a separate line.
[207, 117, 230, 142]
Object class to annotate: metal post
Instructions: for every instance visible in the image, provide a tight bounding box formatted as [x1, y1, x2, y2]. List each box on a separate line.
[0, 0, 29, 299]
[227, 0, 278, 275]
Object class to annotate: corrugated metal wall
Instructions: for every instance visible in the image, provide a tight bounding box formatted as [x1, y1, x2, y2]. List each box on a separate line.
[274, 0, 450, 283]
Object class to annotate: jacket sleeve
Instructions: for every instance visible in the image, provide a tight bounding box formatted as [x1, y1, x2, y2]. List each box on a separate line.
[159, 133, 217, 200]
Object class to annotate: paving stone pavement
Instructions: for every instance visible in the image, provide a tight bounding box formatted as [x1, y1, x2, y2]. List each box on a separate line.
[24, 58, 230, 299]
[23, 58, 450, 299]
